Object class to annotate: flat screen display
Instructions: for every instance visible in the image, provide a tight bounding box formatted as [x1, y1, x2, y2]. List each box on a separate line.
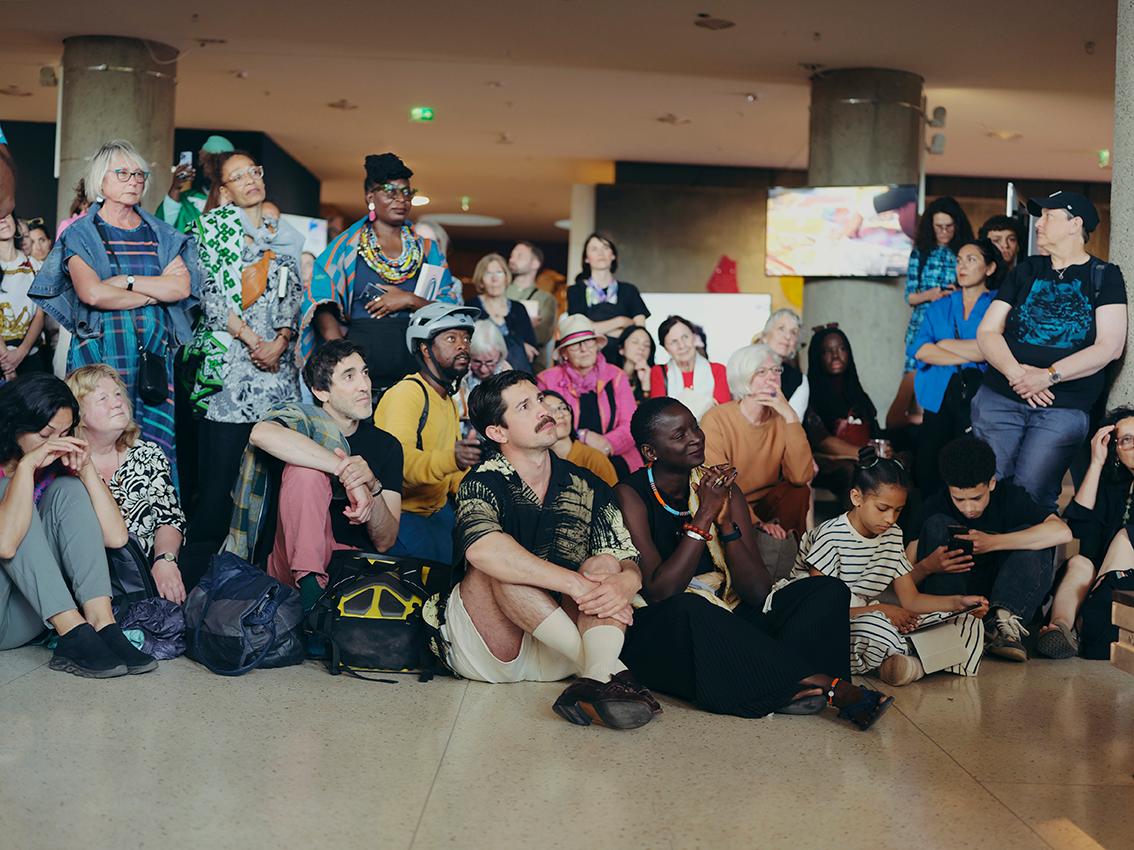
[765, 185, 916, 278]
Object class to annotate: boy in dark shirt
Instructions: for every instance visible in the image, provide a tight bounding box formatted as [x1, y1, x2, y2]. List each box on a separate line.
[910, 436, 1071, 662]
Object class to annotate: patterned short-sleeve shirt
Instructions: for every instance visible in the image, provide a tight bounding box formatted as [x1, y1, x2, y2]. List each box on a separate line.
[453, 452, 638, 584]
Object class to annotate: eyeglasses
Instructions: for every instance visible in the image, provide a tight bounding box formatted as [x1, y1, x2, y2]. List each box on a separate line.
[753, 366, 784, 377]
[223, 165, 264, 186]
[376, 182, 418, 201]
[470, 357, 500, 369]
[1117, 435, 1134, 450]
[111, 168, 150, 183]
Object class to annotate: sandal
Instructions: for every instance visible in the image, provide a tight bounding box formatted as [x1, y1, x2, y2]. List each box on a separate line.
[775, 688, 828, 715]
[1036, 622, 1079, 659]
[826, 678, 894, 731]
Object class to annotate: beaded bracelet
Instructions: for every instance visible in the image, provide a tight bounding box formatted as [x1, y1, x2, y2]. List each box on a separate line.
[682, 522, 712, 542]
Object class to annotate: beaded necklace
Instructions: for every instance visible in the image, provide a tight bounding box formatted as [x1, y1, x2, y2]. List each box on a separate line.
[358, 223, 423, 284]
[647, 465, 691, 518]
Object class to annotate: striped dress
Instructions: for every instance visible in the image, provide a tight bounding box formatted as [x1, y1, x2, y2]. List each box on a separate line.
[770, 513, 983, 677]
[67, 219, 179, 488]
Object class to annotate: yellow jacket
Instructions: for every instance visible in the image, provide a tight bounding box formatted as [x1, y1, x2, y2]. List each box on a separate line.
[374, 375, 463, 516]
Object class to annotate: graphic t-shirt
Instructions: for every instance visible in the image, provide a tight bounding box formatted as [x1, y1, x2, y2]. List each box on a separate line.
[983, 255, 1126, 409]
[0, 253, 42, 346]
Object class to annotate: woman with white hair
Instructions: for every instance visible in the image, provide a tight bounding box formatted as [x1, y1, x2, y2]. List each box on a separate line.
[700, 343, 814, 538]
[457, 319, 511, 430]
[29, 140, 201, 486]
[755, 308, 808, 418]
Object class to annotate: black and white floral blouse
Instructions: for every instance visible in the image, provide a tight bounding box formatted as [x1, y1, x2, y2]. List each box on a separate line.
[108, 439, 187, 555]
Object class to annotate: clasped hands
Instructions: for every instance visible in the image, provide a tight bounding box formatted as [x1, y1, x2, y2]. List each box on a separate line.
[1008, 364, 1055, 408]
[570, 554, 639, 626]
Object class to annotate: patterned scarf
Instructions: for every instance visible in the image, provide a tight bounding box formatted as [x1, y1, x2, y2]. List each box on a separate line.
[187, 206, 244, 413]
[584, 277, 619, 308]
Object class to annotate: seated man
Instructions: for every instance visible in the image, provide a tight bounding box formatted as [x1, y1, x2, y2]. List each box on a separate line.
[254, 339, 402, 611]
[909, 435, 1071, 662]
[438, 371, 658, 728]
[375, 302, 483, 563]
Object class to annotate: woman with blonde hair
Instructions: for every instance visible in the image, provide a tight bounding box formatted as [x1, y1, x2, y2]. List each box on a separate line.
[67, 364, 187, 603]
[467, 252, 537, 371]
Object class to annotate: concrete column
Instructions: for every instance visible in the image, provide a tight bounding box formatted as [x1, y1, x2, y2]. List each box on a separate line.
[803, 68, 924, 413]
[1108, 2, 1134, 407]
[56, 36, 177, 218]
[566, 183, 596, 289]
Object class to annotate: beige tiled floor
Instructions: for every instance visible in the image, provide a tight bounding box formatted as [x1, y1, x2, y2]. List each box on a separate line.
[1, 648, 1131, 850]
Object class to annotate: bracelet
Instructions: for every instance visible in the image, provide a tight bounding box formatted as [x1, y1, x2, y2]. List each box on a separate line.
[682, 522, 712, 542]
[719, 522, 742, 543]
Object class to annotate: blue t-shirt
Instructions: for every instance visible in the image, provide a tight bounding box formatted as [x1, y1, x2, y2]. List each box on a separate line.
[910, 289, 995, 413]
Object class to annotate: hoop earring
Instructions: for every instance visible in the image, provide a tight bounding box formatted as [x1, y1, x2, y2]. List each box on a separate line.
[367, 201, 376, 222]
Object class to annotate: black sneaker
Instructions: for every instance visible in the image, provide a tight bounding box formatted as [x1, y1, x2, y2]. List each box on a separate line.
[97, 623, 158, 674]
[986, 609, 1029, 663]
[553, 677, 656, 729]
[49, 624, 128, 678]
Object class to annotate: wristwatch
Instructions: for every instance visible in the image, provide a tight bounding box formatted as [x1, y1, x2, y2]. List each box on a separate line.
[154, 552, 177, 564]
[719, 523, 743, 543]
[126, 274, 136, 291]
[1047, 366, 1062, 385]
[370, 481, 384, 497]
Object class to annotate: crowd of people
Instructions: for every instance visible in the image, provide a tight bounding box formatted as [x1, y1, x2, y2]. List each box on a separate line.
[0, 130, 1131, 734]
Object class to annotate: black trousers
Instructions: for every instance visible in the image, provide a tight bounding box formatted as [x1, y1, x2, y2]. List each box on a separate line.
[621, 576, 851, 718]
[186, 419, 254, 548]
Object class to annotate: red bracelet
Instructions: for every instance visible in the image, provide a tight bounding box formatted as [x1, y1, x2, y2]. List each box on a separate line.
[682, 522, 713, 542]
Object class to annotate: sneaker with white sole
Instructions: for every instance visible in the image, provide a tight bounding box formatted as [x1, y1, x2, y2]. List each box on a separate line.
[986, 608, 1029, 662]
[878, 653, 926, 686]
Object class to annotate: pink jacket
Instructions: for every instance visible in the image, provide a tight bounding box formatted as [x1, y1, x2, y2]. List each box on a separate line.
[538, 357, 642, 472]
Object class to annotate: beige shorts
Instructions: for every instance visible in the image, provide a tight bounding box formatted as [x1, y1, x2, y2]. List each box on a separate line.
[441, 584, 580, 684]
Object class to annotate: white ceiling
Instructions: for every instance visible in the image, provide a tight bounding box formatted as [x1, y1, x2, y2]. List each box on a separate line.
[0, 0, 1120, 239]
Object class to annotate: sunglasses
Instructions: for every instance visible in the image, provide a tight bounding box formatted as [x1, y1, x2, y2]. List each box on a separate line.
[375, 182, 418, 201]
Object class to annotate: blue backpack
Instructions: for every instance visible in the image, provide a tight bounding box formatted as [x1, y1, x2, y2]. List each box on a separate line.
[184, 552, 305, 675]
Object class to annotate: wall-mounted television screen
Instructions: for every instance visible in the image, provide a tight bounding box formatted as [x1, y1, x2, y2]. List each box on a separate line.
[765, 184, 917, 278]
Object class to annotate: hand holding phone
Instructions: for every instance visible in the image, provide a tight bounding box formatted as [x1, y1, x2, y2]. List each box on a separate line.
[947, 524, 974, 557]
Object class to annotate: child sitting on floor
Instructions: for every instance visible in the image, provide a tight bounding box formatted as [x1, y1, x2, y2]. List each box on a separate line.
[766, 445, 988, 686]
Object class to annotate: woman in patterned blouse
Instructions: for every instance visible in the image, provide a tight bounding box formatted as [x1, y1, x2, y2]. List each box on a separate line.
[67, 365, 187, 604]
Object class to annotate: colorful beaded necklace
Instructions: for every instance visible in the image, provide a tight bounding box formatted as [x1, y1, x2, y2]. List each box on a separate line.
[647, 465, 691, 518]
[358, 223, 423, 284]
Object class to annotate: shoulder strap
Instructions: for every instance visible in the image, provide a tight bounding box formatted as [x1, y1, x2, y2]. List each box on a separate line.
[1089, 257, 1110, 300]
[406, 376, 431, 451]
[603, 378, 617, 430]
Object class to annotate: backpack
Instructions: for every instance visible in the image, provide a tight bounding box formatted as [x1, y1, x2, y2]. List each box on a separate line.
[307, 551, 450, 682]
[184, 552, 305, 675]
[106, 535, 159, 618]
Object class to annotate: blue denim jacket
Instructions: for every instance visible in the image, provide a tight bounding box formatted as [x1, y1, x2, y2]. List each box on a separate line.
[28, 202, 202, 346]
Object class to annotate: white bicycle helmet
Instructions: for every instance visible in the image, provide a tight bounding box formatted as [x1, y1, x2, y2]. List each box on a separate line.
[405, 302, 482, 354]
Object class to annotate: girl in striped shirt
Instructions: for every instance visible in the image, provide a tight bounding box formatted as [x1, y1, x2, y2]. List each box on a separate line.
[770, 446, 987, 685]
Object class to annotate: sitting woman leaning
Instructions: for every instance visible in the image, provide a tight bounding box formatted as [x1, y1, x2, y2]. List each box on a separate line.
[615, 397, 894, 731]
[66, 364, 189, 601]
[769, 446, 988, 687]
[0, 373, 157, 677]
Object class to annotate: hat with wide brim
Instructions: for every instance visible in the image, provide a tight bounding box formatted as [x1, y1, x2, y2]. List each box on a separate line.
[555, 314, 603, 352]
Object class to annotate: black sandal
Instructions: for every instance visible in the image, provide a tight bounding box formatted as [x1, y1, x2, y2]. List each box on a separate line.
[775, 688, 828, 715]
[826, 678, 895, 731]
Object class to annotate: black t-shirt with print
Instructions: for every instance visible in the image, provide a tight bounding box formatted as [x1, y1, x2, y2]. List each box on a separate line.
[921, 479, 1050, 535]
[329, 419, 404, 550]
[983, 255, 1126, 409]
[567, 281, 651, 362]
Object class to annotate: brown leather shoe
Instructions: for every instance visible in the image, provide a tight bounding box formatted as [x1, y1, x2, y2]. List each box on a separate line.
[553, 677, 657, 729]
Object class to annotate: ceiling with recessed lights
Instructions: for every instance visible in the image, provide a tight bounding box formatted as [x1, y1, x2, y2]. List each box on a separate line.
[0, 0, 1119, 239]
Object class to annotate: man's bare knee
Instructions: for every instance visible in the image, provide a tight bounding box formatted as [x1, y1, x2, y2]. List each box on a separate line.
[580, 554, 620, 576]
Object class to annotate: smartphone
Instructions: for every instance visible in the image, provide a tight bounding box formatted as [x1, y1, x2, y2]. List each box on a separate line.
[178, 150, 193, 167]
[947, 524, 974, 557]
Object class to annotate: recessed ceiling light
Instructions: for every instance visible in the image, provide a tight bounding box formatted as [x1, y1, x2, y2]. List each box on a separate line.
[554, 219, 571, 230]
[694, 13, 735, 30]
[411, 195, 430, 207]
[420, 214, 503, 227]
[985, 129, 1022, 141]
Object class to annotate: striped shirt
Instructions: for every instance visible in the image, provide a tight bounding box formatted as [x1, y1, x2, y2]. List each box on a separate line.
[767, 513, 911, 610]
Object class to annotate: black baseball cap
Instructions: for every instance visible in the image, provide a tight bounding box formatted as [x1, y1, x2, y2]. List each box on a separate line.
[1026, 190, 1100, 234]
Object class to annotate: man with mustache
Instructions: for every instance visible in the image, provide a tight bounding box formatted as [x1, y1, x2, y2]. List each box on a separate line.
[375, 302, 483, 563]
[435, 370, 658, 728]
[251, 339, 403, 613]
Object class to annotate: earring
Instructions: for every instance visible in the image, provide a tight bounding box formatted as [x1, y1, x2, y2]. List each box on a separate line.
[367, 201, 376, 222]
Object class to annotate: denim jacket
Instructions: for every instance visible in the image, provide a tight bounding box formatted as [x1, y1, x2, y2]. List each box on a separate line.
[28, 201, 202, 346]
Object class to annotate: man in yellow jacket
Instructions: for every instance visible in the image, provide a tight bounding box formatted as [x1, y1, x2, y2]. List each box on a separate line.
[375, 303, 484, 563]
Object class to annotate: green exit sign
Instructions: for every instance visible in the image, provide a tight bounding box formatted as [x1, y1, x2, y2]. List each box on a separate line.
[410, 106, 435, 122]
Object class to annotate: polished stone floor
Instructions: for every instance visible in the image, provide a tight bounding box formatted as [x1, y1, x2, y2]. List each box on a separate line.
[1, 647, 1131, 850]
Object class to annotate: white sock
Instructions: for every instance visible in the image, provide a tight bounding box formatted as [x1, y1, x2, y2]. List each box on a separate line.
[532, 608, 583, 666]
[581, 625, 628, 683]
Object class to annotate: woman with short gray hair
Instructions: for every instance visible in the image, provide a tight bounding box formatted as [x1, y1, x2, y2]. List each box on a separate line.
[30, 139, 201, 487]
[756, 307, 808, 418]
[700, 343, 814, 537]
[457, 319, 512, 431]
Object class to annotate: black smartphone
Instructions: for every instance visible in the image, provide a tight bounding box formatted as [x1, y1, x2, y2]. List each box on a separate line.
[947, 524, 974, 557]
